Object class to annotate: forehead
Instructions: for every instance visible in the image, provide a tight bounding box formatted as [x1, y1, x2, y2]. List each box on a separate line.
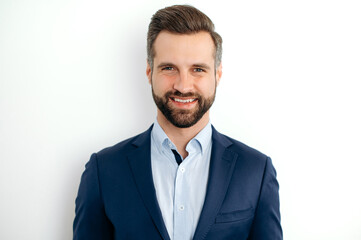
[153, 31, 215, 65]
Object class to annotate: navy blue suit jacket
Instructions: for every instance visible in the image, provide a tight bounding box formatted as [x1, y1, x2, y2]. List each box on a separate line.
[73, 126, 282, 239]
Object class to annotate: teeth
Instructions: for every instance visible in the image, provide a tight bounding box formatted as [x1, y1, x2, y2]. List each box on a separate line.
[174, 98, 196, 103]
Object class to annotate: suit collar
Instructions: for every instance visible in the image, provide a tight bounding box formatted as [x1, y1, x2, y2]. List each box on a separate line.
[211, 125, 233, 148]
[131, 124, 153, 148]
[193, 126, 238, 240]
[128, 125, 171, 240]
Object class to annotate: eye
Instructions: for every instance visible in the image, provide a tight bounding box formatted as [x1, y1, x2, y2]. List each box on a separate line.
[194, 68, 205, 72]
[162, 66, 174, 71]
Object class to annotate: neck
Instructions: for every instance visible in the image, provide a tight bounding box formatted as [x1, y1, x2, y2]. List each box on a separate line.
[157, 110, 210, 159]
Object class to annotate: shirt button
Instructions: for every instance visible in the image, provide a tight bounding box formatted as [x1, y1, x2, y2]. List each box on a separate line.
[180, 168, 185, 173]
[179, 205, 185, 211]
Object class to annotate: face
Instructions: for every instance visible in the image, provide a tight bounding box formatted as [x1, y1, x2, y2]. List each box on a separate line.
[146, 31, 222, 128]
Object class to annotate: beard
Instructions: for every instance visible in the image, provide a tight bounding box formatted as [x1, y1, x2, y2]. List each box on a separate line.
[152, 87, 216, 128]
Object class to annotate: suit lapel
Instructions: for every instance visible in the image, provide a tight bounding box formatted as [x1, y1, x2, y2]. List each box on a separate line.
[193, 127, 238, 240]
[127, 126, 171, 240]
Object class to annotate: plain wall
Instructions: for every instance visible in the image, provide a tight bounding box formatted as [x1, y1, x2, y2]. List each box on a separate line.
[1, 0, 360, 239]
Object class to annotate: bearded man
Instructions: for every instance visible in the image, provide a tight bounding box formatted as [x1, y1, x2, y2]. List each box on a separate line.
[73, 5, 282, 240]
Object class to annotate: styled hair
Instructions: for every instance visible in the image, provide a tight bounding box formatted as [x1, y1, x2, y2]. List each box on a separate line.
[147, 5, 222, 68]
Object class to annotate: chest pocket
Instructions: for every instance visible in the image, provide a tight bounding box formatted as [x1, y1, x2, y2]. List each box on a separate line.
[215, 207, 254, 223]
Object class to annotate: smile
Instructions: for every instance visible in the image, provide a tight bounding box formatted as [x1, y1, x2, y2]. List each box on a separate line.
[173, 98, 196, 103]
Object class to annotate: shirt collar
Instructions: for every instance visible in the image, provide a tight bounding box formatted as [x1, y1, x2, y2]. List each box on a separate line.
[151, 119, 212, 156]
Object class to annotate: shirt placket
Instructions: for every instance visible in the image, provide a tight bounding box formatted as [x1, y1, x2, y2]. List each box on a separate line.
[173, 163, 187, 240]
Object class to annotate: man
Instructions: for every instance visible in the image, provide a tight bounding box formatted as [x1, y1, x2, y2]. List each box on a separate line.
[73, 5, 282, 240]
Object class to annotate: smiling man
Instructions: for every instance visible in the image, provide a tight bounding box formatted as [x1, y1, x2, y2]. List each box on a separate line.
[74, 5, 282, 240]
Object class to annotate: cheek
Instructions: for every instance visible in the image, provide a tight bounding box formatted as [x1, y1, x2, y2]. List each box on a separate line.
[152, 76, 174, 94]
[196, 78, 216, 96]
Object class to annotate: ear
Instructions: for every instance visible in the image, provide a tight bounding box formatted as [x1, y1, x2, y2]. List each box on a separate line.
[146, 61, 152, 84]
[215, 62, 222, 86]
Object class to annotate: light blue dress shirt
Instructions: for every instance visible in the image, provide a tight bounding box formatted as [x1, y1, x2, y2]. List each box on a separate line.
[151, 120, 213, 240]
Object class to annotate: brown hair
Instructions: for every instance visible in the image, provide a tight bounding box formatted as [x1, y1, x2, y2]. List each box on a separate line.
[147, 5, 222, 69]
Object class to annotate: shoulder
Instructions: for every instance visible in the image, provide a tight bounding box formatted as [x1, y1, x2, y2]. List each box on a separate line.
[213, 127, 268, 159]
[94, 125, 153, 163]
[225, 134, 267, 159]
[213, 127, 271, 170]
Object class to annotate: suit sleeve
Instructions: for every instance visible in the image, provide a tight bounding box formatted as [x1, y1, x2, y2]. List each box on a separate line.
[73, 153, 113, 240]
[248, 157, 283, 240]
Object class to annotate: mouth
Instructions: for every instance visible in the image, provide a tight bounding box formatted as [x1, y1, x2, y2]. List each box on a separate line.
[171, 97, 197, 103]
[169, 97, 198, 108]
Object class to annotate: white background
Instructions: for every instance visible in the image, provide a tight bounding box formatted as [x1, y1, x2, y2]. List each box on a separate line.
[1, 0, 360, 239]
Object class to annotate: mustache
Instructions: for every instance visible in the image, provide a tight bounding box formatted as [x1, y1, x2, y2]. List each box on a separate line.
[165, 90, 200, 98]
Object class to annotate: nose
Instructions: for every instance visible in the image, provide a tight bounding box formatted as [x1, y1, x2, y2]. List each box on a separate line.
[173, 70, 194, 93]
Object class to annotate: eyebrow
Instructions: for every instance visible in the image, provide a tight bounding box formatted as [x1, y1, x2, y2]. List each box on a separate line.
[156, 62, 175, 69]
[192, 64, 211, 70]
[156, 62, 212, 70]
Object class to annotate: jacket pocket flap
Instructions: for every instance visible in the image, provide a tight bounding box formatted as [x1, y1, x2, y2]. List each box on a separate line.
[215, 207, 254, 223]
